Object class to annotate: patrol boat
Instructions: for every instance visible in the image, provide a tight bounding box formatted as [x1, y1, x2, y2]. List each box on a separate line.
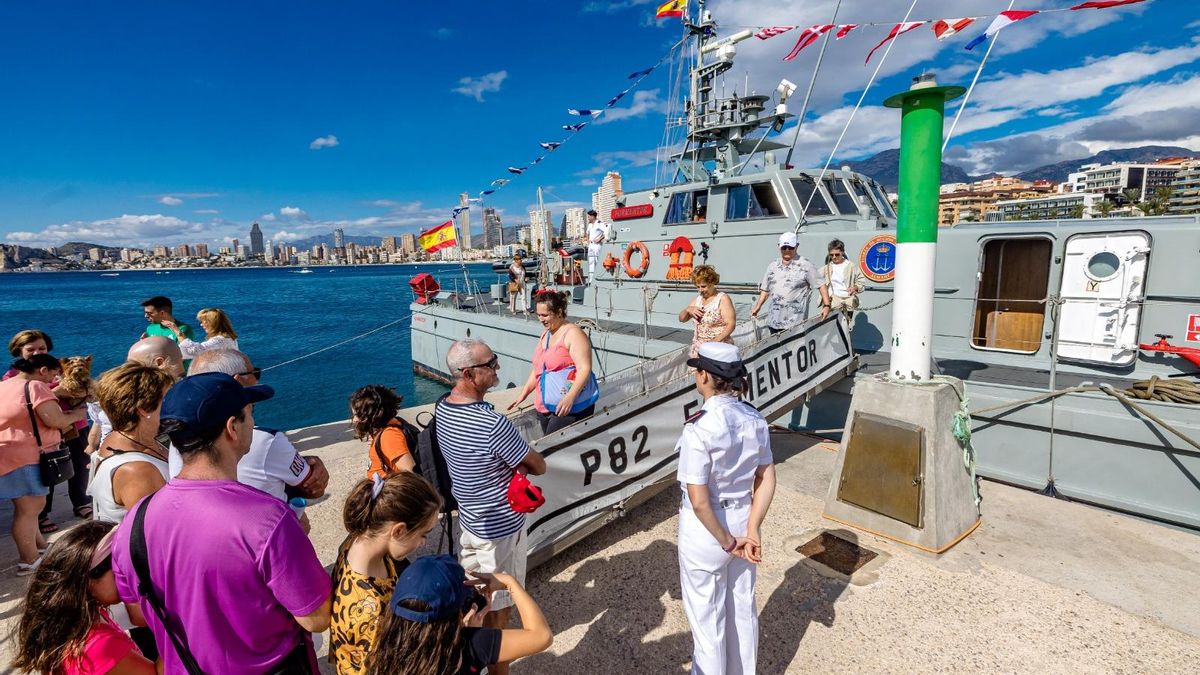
[411, 7, 1200, 560]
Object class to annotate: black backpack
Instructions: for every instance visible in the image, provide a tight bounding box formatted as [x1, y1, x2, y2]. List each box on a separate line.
[377, 399, 458, 555]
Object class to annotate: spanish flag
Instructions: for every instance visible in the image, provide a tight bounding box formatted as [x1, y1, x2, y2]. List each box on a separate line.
[655, 0, 686, 20]
[418, 221, 457, 253]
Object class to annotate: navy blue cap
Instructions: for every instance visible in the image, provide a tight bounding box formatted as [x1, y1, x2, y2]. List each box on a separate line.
[160, 372, 273, 438]
[389, 555, 472, 623]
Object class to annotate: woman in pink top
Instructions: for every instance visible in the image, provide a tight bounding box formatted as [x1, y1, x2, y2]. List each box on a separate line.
[678, 265, 736, 358]
[0, 354, 87, 574]
[11, 520, 155, 674]
[3, 329, 52, 381]
[509, 289, 597, 434]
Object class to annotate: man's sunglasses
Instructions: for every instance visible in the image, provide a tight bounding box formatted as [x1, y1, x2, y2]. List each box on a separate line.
[462, 355, 499, 372]
[780, 245, 796, 251]
[238, 368, 263, 380]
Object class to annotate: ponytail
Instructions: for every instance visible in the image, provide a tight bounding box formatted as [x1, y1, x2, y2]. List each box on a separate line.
[342, 471, 441, 538]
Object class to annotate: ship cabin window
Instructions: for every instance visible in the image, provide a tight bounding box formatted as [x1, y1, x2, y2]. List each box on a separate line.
[868, 183, 897, 219]
[790, 178, 833, 217]
[849, 180, 881, 218]
[971, 237, 1053, 354]
[725, 182, 785, 221]
[665, 189, 709, 225]
[823, 178, 860, 215]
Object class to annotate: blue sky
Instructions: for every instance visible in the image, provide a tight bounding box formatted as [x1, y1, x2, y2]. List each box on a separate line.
[1, 0, 1195, 249]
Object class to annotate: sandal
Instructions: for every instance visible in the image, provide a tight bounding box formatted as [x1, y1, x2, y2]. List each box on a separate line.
[38, 517, 58, 534]
[74, 504, 94, 520]
[16, 557, 41, 576]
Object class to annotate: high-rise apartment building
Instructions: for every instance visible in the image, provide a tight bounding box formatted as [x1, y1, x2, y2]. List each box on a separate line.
[249, 222, 264, 255]
[153, 245, 169, 258]
[264, 239, 274, 262]
[517, 227, 530, 247]
[382, 236, 397, 253]
[333, 228, 345, 250]
[459, 193, 472, 250]
[400, 233, 416, 254]
[193, 243, 209, 257]
[591, 171, 623, 221]
[564, 207, 586, 242]
[482, 208, 503, 249]
[1168, 159, 1200, 213]
[529, 209, 552, 253]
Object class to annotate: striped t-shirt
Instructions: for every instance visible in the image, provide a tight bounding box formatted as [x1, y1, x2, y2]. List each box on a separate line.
[434, 398, 531, 540]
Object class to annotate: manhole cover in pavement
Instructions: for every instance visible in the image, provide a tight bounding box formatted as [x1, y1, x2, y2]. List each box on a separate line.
[797, 531, 878, 576]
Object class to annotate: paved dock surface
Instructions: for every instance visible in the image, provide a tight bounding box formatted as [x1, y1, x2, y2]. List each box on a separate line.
[2, 393, 1198, 672]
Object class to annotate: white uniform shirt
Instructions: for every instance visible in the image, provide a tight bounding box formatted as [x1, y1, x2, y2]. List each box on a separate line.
[587, 221, 608, 251]
[167, 427, 311, 501]
[676, 394, 772, 504]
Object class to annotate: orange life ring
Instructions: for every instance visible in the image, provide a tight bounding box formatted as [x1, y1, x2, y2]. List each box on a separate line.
[622, 241, 650, 278]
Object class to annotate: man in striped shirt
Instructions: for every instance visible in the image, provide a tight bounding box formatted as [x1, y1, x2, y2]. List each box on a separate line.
[436, 339, 546, 675]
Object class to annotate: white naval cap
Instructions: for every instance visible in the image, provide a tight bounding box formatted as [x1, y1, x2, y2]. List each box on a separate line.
[686, 342, 747, 380]
[777, 231, 798, 248]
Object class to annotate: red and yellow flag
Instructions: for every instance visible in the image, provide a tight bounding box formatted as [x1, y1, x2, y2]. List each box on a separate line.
[418, 221, 457, 253]
[655, 0, 686, 20]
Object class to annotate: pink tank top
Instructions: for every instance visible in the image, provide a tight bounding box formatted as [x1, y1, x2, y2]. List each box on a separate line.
[533, 329, 576, 413]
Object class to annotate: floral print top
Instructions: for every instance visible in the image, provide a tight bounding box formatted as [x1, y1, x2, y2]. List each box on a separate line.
[759, 257, 825, 330]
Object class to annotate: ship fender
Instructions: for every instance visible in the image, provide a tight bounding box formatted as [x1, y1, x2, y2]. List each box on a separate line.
[622, 241, 650, 278]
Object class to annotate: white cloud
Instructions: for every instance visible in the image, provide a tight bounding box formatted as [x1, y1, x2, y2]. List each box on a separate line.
[280, 206, 308, 219]
[6, 214, 206, 247]
[369, 199, 401, 208]
[309, 134, 339, 150]
[452, 71, 508, 102]
[158, 196, 183, 206]
[260, 213, 277, 222]
[147, 191, 220, 206]
[194, 208, 220, 215]
[272, 230, 304, 242]
[596, 89, 670, 124]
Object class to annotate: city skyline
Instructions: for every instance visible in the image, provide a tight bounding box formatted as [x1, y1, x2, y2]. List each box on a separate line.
[0, 1, 1195, 249]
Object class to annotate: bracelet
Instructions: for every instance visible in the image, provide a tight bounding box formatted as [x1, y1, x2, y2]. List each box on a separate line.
[721, 538, 737, 553]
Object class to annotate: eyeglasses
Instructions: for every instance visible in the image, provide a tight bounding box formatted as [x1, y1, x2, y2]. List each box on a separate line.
[829, 251, 845, 257]
[462, 355, 499, 372]
[238, 368, 263, 380]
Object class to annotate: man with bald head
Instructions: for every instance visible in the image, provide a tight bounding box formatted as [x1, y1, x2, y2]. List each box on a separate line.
[126, 336, 185, 379]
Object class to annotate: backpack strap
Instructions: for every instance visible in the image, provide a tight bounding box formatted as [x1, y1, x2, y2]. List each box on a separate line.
[130, 492, 207, 675]
[23, 382, 43, 449]
[371, 427, 394, 475]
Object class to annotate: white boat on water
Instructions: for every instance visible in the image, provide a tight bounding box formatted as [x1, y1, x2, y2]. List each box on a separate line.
[292, 267, 314, 274]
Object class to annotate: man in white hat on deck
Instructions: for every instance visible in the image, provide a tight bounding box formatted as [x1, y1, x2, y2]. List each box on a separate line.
[676, 342, 777, 674]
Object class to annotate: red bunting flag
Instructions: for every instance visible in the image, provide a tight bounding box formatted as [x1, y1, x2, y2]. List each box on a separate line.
[755, 25, 796, 40]
[835, 24, 859, 39]
[932, 18, 976, 40]
[865, 22, 925, 64]
[1070, 0, 1146, 8]
[783, 24, 834, 61]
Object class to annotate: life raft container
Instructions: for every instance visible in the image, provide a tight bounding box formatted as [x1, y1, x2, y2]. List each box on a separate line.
[622, 241, 650, 278]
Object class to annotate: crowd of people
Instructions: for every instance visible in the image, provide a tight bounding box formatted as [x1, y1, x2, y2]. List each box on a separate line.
[0, 232, 850, 674]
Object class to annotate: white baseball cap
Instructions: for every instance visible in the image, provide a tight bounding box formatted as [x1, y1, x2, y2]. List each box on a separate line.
[778, 232, 798, 248]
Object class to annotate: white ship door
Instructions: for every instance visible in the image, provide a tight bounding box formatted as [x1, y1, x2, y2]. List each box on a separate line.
[1056, 231, 1150, 366]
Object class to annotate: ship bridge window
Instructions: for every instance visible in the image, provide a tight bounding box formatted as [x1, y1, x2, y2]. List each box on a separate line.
[823, 178, 861, 215]
[868, 183, 897, 219]
[726, 182, 785, 221]
[971, 238, 1052, 354]
[849, 180, 881, 217]
[665, 189, 709, 225]
[790, 178, 833, 216]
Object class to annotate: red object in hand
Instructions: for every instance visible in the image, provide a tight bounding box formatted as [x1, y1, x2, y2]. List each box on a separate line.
[507, 472, 546, 513]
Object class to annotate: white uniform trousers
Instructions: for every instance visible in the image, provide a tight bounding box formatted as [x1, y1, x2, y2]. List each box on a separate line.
[587, 244, 600, 282]
[678, 500, 758, 675]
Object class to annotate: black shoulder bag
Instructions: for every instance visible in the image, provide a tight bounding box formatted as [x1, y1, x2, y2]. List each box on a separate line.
[24, 381, 74, 486]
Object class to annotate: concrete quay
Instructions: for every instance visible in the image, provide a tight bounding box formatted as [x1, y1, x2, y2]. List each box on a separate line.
[2, 386, 1198, 673]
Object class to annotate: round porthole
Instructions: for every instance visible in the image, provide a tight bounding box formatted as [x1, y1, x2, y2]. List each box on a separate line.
[1085, 250, 1121, 281]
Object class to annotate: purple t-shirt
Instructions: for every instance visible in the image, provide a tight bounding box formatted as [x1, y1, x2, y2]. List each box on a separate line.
[112, 480, 331, 674]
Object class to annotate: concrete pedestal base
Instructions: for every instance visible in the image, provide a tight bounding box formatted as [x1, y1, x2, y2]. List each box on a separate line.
[823, 374, 980, 553]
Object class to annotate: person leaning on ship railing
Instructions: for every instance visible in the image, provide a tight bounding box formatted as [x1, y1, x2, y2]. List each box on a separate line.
[749, 232, 831, 334]
[508, 289, 599, 434]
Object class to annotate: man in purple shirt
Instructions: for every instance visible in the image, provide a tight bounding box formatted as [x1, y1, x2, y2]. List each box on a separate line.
[112, 372, 331, 673]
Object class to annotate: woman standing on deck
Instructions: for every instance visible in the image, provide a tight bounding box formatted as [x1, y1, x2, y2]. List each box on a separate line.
[508, 254, 526, 315]
[164, 307, 239, 360]
[749, 232, 831, 334]
[679, 265, 736, 358]
[0, 354, 87, 575]
[508, 290, 598, 434]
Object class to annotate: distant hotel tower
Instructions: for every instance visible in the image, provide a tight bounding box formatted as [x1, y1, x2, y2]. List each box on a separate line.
[249, 222, 264, 255]
[483, 207, 503, 249]
[591, 171, 623, 221]
[333, 228, 345, 249]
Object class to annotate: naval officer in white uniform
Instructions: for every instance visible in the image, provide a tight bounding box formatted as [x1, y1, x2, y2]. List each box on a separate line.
[586, 209, 607, 283]
[676, 342, 777, 674]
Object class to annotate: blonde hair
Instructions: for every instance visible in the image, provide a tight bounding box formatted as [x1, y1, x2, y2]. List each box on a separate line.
[96, 362, 175, 432]
[197, 308, 237, 340]
[691, 265, 720, 286]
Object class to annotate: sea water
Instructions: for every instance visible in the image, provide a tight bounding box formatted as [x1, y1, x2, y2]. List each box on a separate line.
[0, 263, 501, 431]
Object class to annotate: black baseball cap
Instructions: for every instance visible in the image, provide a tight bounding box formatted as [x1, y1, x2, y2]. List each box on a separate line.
[160, 372, 274, 438]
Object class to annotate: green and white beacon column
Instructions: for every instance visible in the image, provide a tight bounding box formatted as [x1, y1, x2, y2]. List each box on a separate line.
[883, 73, 964, 381]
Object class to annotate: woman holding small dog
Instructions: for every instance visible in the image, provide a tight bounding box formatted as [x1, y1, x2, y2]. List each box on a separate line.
[164, 307, 239, 360]
[0, 354, 87, 575]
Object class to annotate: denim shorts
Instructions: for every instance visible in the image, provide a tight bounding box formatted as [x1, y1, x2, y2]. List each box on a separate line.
[0, 464, 48, 499]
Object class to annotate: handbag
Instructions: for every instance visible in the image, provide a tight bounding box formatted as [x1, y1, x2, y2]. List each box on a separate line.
[537, 332, 599, 414]
[24, 381, 75, 487]
[507, 281, 520, 294]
